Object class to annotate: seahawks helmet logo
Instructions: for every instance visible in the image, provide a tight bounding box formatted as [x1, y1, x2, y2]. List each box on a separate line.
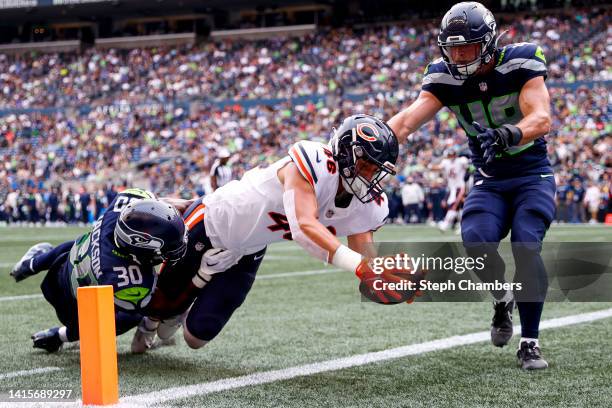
[115, 219, 165, 250]
[127, 233, 164, 250]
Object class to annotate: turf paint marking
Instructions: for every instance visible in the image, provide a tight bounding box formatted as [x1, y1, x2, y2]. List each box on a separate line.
[0, 367, 62, 380]
[257, 268, 341, 280]
[121, 307, 612, 407]
[0, 268, 343, 303]
[0, 294, 44, 302]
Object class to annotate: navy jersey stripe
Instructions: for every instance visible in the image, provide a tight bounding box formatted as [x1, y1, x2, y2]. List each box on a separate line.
[297, 143, 318, 184]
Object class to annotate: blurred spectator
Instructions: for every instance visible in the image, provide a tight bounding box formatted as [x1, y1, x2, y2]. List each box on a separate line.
[584, 181, 602, 224]
[210, 148, 233, 191]
[0, 9, 610, 224]
[401, 177, 424, 224]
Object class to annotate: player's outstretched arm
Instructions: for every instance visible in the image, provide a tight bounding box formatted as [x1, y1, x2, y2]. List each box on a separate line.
[159, 197, 196, 214]
[388, 90, 443, 144]
[515, 76, 552, 145]
[347, 231, 376, 258]
[278, 162, 345, 264]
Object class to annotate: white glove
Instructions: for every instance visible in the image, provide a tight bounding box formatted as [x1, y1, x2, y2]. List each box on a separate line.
[199, 248, 243, 275]
[191, 248, 244, 289]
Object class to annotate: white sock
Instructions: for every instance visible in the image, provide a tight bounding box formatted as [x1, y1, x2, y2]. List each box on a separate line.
[143, 317, 160, 331]
[520, 337, 539, 348]
[58, 326, 68, 342]
[444, 210, 457, 225]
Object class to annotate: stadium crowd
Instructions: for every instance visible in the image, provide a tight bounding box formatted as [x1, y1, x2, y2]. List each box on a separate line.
[0, 8, 610, 225]
[0, 8, 608, 109]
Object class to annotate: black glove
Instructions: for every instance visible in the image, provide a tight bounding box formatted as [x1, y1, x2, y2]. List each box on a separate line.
[473, 122, 523, 165]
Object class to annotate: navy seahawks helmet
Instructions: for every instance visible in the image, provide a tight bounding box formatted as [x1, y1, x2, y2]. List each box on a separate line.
[114, 199, 188, 265]
[329, 114, 398, 203]
[437, 2, 497, 79]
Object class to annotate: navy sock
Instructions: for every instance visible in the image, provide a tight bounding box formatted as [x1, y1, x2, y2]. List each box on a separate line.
[517, 301, 544, 338]
[31, 241, 74, 272]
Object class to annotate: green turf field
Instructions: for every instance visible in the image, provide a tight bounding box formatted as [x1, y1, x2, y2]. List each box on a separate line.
[0, 225, 611, 407]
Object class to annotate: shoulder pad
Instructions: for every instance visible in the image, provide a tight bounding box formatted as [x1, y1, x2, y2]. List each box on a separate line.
[288, 141, 336, 190]
[496, 43, 547, 74]
[422, 59, 464, 87]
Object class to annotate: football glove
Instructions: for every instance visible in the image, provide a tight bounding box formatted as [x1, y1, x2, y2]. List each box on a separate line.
[146, 284, 199, 320]
[473, 122, 522, 165]
[355, 257, 425, 305]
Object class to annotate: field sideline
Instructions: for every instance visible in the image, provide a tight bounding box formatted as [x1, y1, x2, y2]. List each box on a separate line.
[0, 225, 611, 407]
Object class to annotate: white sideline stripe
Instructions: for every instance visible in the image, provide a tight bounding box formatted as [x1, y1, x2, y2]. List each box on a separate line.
[122, 308, 612, 407]
[263, 255, 302, 261]
[0, 262, 16, 267]
[0, 268, 341, 303]
[257, 268, 341, 280]
[0, 294, 43, 302]
[267, 246, 302, 253]
[0, 366, 62, 380]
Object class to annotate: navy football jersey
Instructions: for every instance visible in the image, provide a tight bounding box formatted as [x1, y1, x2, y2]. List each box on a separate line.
[422, 42, 552, 179]
[66, 188, 158, 312]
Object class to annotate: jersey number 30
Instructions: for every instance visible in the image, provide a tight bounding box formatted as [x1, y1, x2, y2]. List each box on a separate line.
[114, 266, 143, 287]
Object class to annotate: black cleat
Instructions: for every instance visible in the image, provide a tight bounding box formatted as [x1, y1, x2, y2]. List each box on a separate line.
[491, 300, 514, 347]
[517, 341, 548, 370]
[32, 327, 64, 353]
[10, 242, 53, 282]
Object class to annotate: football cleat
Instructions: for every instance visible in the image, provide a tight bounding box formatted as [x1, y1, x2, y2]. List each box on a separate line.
[32, 327, 63, 353]
[11, 242, 53, 282]
[437, 221, 450, 233]
[157, 315, 183, 341]
[517, 341, 548, 370]
[131, 318, 158, 354]
[491, 300, 514, 347]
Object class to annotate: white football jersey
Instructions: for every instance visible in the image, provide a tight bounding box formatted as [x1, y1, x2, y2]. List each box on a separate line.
[441, 156, 469, 190]
[201, 140, 389, 254]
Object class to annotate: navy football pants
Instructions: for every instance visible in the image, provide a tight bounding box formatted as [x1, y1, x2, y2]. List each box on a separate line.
[462, 174, 556, 338]
[156, 198, 267, 342]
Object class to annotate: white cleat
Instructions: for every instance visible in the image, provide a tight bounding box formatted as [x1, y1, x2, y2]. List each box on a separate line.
[157, 315, 184, 341]
[131, 318, 159, 354]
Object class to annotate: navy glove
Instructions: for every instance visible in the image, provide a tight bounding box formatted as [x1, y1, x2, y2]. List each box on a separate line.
[473, 122, 523, 165]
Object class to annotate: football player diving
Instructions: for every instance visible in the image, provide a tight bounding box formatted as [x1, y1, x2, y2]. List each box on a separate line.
[10, 188, 188, 352]
[388, 2, 554, 369]
[131, 114, 419, 353]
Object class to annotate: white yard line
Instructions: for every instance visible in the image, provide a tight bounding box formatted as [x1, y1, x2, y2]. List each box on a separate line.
[0, 263, 17, 268]
[0, 268, 341, 303]
[0, 367, 62, 380]
[257, 268, 341, 280]
[261, 255, 303, 261]
[121, 307, 612, 407]
[0, 294, 44, 302]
